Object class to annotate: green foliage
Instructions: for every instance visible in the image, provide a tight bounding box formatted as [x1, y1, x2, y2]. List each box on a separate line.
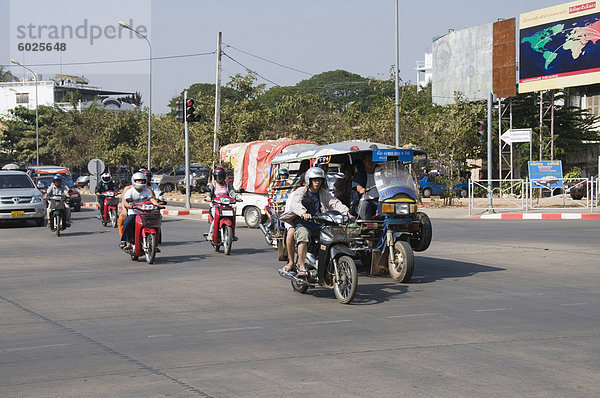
[564, 166, 582, 179]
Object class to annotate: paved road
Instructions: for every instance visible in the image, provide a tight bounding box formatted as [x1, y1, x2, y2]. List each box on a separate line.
[1, 210, 599, 397]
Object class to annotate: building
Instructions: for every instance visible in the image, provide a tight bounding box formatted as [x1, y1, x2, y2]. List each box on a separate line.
[416, 52, 432, 91]
[0, 74, 137, 116]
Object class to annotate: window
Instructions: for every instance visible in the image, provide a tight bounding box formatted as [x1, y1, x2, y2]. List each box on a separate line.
[16, 93, 29, 104]
[588, 95, 600, 117]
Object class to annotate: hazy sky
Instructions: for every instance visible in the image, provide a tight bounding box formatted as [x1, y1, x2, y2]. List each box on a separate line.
[1, 0, 565, 113]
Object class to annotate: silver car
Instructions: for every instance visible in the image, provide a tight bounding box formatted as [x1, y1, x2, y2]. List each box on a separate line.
[0, 170, 46, 226]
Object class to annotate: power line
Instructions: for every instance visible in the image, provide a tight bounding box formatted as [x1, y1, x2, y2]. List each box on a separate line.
[222, 52, 280, 86]
[13, 50, 216, 68]
[223, 42, 313, 76]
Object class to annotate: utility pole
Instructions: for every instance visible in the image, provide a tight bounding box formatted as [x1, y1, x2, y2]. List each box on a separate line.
[184, 91, 191, 209]
[213, 32, 222, 170]
[487, 92, 494, 212]
[394, 0, 400, 148]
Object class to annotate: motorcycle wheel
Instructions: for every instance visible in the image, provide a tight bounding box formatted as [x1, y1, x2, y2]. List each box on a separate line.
[333, 255, 358, 304]
[388, 240, 414, 283]
[110, 209, 118, 228]
[55, 213, 61, 237]
[222, 225, 233, 255]
[410, 212, 432, 252]
[291, 279, 308, 294]
[143, 234, 157, 264]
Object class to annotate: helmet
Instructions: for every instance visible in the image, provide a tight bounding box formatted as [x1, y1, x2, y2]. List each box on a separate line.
[278, 168, 289, 178]
[101, 172, 112, 183]
[304, 167, 326, 186]
[131, 172, 147, 190]
[139, 168, 152, 183]
[53, 174, 63, 182]
[213, 167, 226, 183]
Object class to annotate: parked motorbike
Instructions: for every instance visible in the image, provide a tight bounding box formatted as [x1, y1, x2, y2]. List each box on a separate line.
[206, 195, 241, 255]
[47, 195, 69, 237]
[123, 199, 162, 264]
[99, 190, 119, 228]
[278, 210, 358, 304]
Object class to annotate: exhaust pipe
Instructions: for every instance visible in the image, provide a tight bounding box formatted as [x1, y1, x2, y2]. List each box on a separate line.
[278, 268, 310, 286]
[259, 223, 273, 245]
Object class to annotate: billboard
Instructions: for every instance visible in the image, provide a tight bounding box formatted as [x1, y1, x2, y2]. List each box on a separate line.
[519, 1, 600, 93]
[528, 160, 563, 188]
[493, 18, 517, 98]
[432, 23, 493, 105]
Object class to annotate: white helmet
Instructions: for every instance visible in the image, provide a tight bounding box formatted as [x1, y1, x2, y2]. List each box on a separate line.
[305, 166, 326, 186]
[101, 172, 112, 183]
[131, 172, 147, 190]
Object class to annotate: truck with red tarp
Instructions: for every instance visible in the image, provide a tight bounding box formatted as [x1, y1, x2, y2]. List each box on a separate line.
[219, 138, 317, 228]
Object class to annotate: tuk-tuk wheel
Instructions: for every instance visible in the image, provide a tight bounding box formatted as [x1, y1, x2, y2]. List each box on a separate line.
[410, 212, 432, 252]
[389, 240, 414, 283]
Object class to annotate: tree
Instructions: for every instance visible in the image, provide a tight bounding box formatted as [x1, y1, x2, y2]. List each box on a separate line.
[0, 66, 18, 82]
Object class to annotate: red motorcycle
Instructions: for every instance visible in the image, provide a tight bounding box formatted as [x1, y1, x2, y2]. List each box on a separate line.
[207, 195, 241, 255]
[99, 190, 119, 228]
[124, 200, 163, 264]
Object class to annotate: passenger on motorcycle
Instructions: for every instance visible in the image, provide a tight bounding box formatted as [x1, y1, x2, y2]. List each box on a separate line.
[95, 172, 117, 217]
[205, 167, 237, 240]
[120, 172, 159, 250]
[139, 169, 163, 200]
[44, 174, 72, 227]
[288, 167, 351, 276]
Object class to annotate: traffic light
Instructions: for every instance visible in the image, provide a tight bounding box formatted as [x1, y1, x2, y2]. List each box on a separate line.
[175, 99, 185, 122]
[185, 99, 200, 122]
[476, 120, 487, 142]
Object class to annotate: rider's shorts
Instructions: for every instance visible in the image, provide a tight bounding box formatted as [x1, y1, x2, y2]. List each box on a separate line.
[294, 226, 311, 243]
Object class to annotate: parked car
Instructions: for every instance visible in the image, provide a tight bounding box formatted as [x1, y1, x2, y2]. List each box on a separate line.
[34, 176, 82, 211]
[565, 179, 597, 200]
[417, 174, 468, 198]
[0, 170, 46, 226]
[152, 165, 206, 193]
[176, 167, 211, 193]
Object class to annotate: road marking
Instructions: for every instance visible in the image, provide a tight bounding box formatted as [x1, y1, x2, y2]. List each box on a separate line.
[147, 334, 172, 338]
[473, 308, 512, 312]
[560, 302, 589, 306]
[2, 343, 70, 352]
[205, 326, 263, 333]
[299, 319, 354, 325]
[387, 313, 440, 319]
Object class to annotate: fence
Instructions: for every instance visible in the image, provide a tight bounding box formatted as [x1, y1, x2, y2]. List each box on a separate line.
[468, 177, 599, 215]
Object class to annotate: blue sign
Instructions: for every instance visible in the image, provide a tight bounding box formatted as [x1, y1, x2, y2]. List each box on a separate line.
[372, 148, 413, 162]
[528, 160, 563, 188]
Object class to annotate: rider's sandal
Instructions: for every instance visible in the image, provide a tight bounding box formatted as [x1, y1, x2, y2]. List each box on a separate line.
[297, 269, 308, 277]
[119, 242, 127, 249]
[282, 264, 294, 273]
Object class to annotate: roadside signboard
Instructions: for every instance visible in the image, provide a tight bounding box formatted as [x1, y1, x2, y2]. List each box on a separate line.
[528, 160, 563, 188]
[501, 128, 532, 144]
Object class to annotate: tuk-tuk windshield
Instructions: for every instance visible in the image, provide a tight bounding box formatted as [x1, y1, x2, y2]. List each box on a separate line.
[374, 161, 419, 201]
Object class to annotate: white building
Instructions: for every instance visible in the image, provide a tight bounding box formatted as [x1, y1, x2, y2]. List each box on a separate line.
[416, 52, 432, 91]
[0, 75, 137, 116]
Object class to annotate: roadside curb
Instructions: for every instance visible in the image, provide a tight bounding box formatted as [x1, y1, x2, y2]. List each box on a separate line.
[470, 213, 600, 220]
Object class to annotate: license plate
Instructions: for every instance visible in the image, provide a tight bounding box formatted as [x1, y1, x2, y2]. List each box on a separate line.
[11, 210, 24, 217]
[221, 210, 234, 216]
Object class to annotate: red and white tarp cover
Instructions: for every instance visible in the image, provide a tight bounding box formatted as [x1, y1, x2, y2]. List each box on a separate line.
[220, 138, 316, 194]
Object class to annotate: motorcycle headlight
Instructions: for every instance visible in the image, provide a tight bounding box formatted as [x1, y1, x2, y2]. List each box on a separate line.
[32, 194, 43, 203]
[382, 202, 417, 215]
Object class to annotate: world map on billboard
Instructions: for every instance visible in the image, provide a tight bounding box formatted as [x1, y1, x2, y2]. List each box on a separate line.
[520, 13, 600, 81]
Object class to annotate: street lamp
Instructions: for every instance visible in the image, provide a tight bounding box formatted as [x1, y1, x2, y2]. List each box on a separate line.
[118, 20, 152, 170]
[11, 59, 39, 166]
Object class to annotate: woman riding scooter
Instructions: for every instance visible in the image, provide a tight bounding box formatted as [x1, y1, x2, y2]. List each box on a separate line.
[204, 167, 237, 240]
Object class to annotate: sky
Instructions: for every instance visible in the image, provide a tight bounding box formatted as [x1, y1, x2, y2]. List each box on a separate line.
[1, 0, 566, 114]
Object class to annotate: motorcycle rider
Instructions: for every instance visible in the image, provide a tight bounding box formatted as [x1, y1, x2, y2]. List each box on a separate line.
[139, 169, 163, 200]
[95, 172, 117, 218]
[352, 152, 379, 220]
[120, 172, 159, 250]
[204, 167, 237, 240]
[288, 167, 352, 276]
[44, 174, 71, 227]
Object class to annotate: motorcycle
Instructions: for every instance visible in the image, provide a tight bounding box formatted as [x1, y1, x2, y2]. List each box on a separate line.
[99, 190, 119, 228]
[278, 210, 358, 304]
[206, 195, 241, 255]
[123, 199, 162, 264]
[47, 195, 69, 237]
[350, 158, 432, 283]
